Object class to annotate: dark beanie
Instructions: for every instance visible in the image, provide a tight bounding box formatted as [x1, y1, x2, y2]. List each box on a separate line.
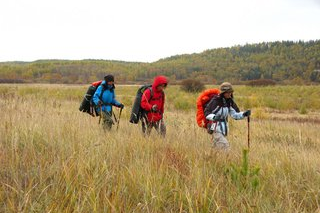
[104, 75, 114, 83]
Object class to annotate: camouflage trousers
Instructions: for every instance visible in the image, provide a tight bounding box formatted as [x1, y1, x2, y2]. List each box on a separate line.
[100, 111, 114, 131]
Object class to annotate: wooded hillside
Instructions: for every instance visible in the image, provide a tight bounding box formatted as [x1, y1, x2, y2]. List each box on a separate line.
[1, 40, 319, 84]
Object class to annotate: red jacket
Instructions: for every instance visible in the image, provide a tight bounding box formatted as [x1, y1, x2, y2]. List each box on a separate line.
[141, 76, 168, 122]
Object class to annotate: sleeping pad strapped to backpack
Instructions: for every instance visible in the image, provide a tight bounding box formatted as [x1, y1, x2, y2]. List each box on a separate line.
[196, 88, 220, 128]
[79, 80, 103, 117]
[129, 85, 153, 124]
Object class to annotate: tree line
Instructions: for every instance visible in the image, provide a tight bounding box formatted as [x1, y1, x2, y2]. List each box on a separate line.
[0, 40, 319, 84]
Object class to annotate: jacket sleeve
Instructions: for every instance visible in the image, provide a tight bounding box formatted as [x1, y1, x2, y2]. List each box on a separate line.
[141, 89, 152, 111]
[92, 85, 102, 105]
[229, 107, 244, 120]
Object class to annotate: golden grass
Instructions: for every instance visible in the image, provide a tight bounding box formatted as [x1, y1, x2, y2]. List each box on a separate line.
[0, 84, 320, 212]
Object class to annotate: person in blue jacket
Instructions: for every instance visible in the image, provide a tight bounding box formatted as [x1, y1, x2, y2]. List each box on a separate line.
[93, 75, 124, 130]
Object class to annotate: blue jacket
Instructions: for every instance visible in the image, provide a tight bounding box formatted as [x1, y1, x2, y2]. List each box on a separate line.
[93, 81, 121, 113]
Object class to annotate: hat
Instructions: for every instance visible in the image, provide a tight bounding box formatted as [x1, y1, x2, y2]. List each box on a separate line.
[220, 82, 233, 94]
[104, 75, 114, 83]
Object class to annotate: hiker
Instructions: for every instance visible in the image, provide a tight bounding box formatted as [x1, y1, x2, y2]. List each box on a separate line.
[93, 75, 124, 130]
[204, 82, 251, 150]
[140, 75, 168, 137]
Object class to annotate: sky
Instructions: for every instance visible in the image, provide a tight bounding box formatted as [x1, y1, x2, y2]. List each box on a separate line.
[0, 0, 319, 63]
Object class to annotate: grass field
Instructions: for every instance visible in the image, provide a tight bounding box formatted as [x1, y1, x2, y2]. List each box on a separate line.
[0, 84, 320, 212]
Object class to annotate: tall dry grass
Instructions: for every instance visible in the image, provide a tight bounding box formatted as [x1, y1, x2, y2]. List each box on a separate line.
[0, 84, 319, 212]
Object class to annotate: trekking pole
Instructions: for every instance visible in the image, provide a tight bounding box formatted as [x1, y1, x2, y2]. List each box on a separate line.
[116, 108, 123, 131]
[112, 111, 118, 123]
[247, 116, 250, 149]
[99, 105, 102, 124]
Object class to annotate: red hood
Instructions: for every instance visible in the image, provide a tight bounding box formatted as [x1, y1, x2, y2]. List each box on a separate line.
[152, 75, 168, 91]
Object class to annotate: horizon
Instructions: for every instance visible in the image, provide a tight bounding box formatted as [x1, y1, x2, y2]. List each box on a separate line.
[0, 39, 318, 64]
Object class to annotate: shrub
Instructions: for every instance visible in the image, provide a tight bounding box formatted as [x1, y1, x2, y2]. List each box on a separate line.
[299, 104, 308, 114]
[180, 79, 205, 93]
[0, 79, 25, 83]
[245, 79, 276, 86]
[225, 149, 261, 192]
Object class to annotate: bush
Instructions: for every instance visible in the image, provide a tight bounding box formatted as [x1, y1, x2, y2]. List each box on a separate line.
[245, 79, 276, 86]
[0, 79, 25, 83]
[180, 79, 205, 93]
[299, 104, 308, 114]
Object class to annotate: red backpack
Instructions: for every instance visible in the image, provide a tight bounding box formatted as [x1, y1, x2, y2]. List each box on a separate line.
[196, 88, 220, 128]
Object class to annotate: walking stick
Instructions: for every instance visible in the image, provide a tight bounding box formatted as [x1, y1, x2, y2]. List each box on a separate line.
[112, 111, 118, 123]
[116, 108, 123, 131]
[99, 105, 102, 124]
[247, 116, 250, 149]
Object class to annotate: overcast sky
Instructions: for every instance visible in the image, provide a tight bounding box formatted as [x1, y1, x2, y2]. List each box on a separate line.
[0, 0, 319, 63]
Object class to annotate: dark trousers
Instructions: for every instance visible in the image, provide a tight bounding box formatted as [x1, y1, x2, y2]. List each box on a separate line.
[141, 115, 166, 137]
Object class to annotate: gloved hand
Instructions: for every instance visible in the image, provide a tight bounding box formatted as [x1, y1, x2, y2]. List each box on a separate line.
[98, 100, 103, 106]
[243, 110, 251, 117]
[151, 105, 158, 112]
[118, 103, 124, 109]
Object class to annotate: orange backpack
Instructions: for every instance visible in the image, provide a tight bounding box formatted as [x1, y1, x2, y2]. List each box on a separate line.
[196, 88, 220, 128]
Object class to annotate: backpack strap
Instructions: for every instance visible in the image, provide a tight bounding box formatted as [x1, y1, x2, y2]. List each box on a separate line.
[99, 85, 113, 106]
[212, 105, 222, 115]
[149, 87, 153, 100]
[204, 95, 222, 117]
[148, 87, 164, 102]
[99, 85, 106, 100]
[141, 87, 158, 116]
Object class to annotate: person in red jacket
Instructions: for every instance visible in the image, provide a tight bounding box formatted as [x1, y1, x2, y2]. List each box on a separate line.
[140, 75, 168, 137]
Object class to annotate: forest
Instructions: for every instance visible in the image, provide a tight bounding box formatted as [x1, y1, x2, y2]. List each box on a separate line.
[0, 40, 319, 84]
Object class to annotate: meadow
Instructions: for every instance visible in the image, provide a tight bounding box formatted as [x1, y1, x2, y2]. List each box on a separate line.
[0, 84, 320, 212]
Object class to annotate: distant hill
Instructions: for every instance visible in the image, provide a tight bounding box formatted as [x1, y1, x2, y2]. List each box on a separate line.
[0, 40, 319, 84]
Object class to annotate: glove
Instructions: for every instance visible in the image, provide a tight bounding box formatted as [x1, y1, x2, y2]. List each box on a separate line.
[98, 100, 103, 106]
[243, 110, 251, 117]
[151, 105, 158, 112]
[118, 103, 124, 109]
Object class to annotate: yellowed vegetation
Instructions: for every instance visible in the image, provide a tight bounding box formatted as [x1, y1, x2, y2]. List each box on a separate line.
[0, 84, 320, 212]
